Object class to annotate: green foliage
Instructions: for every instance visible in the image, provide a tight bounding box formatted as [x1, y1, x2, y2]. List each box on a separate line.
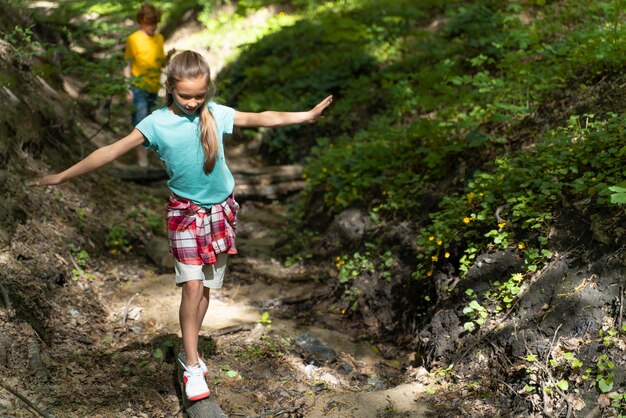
[128, 206, 165, 236]
[522, 348, 585, 401]
[236, 337, 284, 360]
[596, 354, 615, 393]
[419, 112, 624, 280]
[609, 183, 626, 205]
[334, 245, 395, 312]
[217, 1, 426, 161]
[68, 243, 93, 281]
[258, 311, 272, 328]
[2, 25, 42, 60]
[462, 299, 487, 332]
[106, 224, 130, 255]
[68, 243, 91, 268]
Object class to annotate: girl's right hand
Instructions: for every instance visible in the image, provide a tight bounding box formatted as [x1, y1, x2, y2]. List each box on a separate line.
[306, 95, 334, 123]
[27, 173, 63, 187]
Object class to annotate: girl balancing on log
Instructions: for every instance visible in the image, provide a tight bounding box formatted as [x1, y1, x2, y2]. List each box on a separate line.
[30, 50, 333, 401]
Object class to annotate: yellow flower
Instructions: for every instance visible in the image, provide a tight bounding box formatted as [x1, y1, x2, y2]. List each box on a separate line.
[431, 255, 438, 262]
[518, 243, 525, 250]
[444, 252, 450, 258]
[428, 236, 435, 241]
[512, 273, 524, 281]
[498, 221, 506, 229]
[437, 240, 442, 246]
[335, 256, 341, 261]
[426, 271, 433, 277]
[463, 217, 471, 224]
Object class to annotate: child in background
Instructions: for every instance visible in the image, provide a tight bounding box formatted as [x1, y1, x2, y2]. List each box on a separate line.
[124, 3, 173, 167]
[31, 50, 333, 401]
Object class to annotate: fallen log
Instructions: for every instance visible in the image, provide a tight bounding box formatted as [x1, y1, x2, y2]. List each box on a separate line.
[233, 164, 303, 184]
[177, 352, 228, 418]
[234, 165, 305, 200]
[234, 180, 306, 201]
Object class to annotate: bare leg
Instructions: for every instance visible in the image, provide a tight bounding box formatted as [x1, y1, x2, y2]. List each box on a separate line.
[180, 280, 204, 366]
[197, 287, 211, 333]
[193, 287, 211, 364]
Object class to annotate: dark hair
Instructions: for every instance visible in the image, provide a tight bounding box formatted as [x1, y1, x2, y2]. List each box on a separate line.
[166, 51, 219, 174]
[136, 3, 161, 24]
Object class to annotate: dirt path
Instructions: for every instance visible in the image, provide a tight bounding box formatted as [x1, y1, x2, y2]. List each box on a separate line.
[106, 139, 435, 417]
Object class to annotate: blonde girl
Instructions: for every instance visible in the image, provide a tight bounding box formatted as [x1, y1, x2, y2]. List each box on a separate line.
[31, 50, 333, 401]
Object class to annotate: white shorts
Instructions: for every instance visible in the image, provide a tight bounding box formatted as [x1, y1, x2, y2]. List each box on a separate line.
[174, 254, 229, 289]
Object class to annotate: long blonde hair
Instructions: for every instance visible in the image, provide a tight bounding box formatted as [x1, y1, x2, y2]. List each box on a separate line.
[166, 51, 219, 174]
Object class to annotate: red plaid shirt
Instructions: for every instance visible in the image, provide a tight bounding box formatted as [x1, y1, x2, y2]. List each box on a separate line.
[166, 194, 238, 265]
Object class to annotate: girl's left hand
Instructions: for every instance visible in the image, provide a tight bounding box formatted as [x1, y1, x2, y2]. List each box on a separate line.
[307, 95, 333, 123]
[27, 173, 63, 187]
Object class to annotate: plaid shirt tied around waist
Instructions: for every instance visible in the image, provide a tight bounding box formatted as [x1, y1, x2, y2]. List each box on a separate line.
[166, 194, 238, 265]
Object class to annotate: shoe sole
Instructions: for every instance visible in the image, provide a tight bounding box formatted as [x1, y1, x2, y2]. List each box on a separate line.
[188, 391, 211, 401]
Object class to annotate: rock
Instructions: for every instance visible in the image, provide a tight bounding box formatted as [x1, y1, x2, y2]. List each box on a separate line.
[295, 332, 338, 364]
[144, 238, 174, 268]
[337, 363, 353, 374]
[328, 209, 370, 244]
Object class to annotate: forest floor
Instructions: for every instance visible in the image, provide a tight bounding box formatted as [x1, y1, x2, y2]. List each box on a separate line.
[0, 9, 459, 417]
[2, 4, 625, 418]
[1, 136, 454, 417]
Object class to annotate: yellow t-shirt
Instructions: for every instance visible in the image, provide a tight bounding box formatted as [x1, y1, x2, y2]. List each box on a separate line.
[124, 30, 165, 93]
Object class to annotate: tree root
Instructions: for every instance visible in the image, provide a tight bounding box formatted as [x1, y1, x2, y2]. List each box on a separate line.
[0, 379, 51, 418]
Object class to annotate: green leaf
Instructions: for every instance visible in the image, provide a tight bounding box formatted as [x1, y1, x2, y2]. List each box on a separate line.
[464, 321, 476, 332]
[556, 380, 569, 391]
[609, 185, 626, 205]
[598, 378, 613, 393]
[469, 300, 482, 310]
[153, 348, 163, 359]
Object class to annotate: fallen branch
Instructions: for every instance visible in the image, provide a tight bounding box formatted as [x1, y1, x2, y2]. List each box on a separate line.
[0, 285, 13, 317]
[0, 380, 50, 418]
[266, 290, 331, 307]
[619, 285, 624, 330]
[209, 323, 255, 337]
[120, 293, 139, 327]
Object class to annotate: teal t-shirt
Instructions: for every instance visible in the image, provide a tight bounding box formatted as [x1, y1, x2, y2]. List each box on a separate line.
[136, 103, 235, 207]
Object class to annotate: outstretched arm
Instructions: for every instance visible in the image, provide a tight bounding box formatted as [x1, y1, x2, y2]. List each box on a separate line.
[29, 129, 145, 186]
[234, 95, 333, 128]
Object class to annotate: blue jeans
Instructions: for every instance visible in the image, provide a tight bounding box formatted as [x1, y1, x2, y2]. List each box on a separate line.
[131, 87, 158, 126]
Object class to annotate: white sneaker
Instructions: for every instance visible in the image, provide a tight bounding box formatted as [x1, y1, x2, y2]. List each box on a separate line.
[180, 360, 210, 401]
[198, 354, 208, 376]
